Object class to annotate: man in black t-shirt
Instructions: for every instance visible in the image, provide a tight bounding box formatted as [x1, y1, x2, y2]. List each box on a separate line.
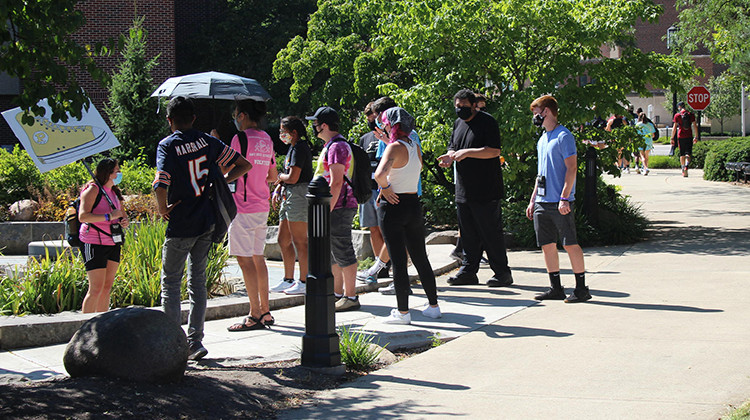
[154, 97, 252, 360]
[438, 89, 513, 287]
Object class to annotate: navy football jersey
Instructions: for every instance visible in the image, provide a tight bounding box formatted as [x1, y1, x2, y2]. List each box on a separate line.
[153, 129, 238, 238]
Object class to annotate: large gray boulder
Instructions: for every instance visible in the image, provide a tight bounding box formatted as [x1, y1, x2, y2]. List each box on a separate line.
[9, 199, 39, 221]
[63, 307, 188, 383]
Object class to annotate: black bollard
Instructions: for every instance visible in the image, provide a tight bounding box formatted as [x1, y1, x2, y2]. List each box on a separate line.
[584, 146, 598, 225]
[301, 176, 344, 374]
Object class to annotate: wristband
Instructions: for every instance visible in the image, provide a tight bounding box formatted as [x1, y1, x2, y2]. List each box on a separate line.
[379, 183, 391, 190]
[104, 213, 110, 221]
[560, 197, 569, 202]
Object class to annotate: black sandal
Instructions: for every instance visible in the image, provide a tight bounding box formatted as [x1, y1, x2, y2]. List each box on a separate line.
[260, 311, 275, 326]
[227, 316, 266, 332]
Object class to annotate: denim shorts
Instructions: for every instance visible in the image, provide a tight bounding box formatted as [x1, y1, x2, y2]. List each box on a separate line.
[330, 207, 357, 267]
[533, 202, 578, 247]
[358, 189, 379, 228]
[279, 183, 309, 223]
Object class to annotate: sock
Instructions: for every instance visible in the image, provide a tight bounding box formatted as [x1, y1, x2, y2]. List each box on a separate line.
[334, 292, 343, 299]
[548, 271, 562, 290]
[368, 258, 386, 275]
[346, 295, 358, 301]
[574, 272, 586, 289]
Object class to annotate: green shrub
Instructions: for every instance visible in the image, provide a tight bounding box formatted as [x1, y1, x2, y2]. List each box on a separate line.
[691, 139, 719, 169]
[337, 324, 383, 371]
[119, 155, 156, 195]
[0, 218, 230, 315]
[647, 155, 681, 169]
[0, 249, 88, 315]
[41, 162, 90, 195]
[0, 145, 43, 206]
[703, 137, 750, 181]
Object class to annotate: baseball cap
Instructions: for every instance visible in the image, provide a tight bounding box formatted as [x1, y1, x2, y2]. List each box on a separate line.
[305, 106, 339, 126]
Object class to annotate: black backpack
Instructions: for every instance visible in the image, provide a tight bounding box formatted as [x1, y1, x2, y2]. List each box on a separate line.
[65, 187, 105, 247]
[328, 137, 373, 204]
[651, 122, 660, 140]
[679, 111, 693, 131]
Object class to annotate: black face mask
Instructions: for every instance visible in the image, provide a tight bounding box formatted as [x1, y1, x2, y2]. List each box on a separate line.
[532, 113, 545, 127]
[456, 106, 473, 120]
[367, 120, 377, 132]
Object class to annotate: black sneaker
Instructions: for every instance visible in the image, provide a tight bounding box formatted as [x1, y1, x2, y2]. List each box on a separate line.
[564, 287, 592, 303]
[188, 341, 208, 361]
[447, 272, 479, 285]
[535, 287, 566, 301]
[486, 272, 513, 287]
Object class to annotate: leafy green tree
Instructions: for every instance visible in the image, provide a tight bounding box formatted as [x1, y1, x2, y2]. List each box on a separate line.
[105, 18, 166, 163]
[676, 0, 750, 84]
[1, 1, 108, 123]
[274, 0, 695, 200]
[705, 74, 741, 133]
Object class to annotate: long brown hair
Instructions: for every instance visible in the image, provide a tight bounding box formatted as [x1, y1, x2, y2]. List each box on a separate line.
[93, 158, 123, 201]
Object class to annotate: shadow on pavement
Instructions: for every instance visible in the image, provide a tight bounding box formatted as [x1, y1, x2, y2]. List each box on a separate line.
[642, 225, 750, 257]
[587, 301, 722, 313]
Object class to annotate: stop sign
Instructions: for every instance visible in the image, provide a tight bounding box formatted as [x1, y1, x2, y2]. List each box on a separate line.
[687, 86, 711, 111]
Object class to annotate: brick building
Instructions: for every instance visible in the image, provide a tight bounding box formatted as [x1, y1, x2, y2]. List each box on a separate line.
[0, 0, 228, 149]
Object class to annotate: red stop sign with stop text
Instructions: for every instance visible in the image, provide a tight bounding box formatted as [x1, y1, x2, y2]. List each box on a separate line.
[687, 86, 711, 111]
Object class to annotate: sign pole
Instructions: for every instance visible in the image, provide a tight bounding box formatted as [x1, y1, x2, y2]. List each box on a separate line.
[697, 111, 702, 142]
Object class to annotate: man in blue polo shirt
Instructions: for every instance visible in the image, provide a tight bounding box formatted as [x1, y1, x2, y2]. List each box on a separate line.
[153, 97, 252, 360]
[526, 95, 590, 303]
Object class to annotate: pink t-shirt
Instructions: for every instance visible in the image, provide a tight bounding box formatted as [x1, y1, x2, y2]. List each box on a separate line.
[78, 183, 121, 246]
[230, 129, 275, 214]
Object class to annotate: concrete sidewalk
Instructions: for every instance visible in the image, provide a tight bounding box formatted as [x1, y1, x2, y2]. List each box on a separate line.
[279, 168, 750, 420]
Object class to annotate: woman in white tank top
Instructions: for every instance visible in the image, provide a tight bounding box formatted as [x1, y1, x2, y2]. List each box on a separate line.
[374, 107, 441, 325]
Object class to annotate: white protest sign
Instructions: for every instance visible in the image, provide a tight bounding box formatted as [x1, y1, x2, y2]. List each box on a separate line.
[1, 99, 119, 173]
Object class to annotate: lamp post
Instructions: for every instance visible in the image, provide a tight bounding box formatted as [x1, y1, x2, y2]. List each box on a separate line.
[301, 176, 344, 374]
[667, 25, 678, 149]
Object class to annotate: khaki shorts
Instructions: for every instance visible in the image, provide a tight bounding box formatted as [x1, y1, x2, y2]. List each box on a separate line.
[228, 212, 268, 256]
[279, 183, 309, 223]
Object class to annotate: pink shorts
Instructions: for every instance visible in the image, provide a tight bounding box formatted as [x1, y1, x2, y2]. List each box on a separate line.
[228, 212, 268, 256]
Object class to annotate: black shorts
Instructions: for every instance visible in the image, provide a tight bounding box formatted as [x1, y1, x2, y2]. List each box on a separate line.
[80, 243, 121, 271]
[533, 202, 578, 247]
[678, 138, 693, 156]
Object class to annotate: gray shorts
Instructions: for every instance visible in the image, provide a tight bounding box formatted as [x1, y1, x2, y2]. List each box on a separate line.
[279, 183, 309, 223]
[533, 202, 578, 247]
[358, 189, 379, 228]
[331, 207, 357, 267]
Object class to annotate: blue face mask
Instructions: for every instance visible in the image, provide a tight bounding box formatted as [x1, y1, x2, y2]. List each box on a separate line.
[113, 172, 123, 185]
[375, 117, 384, 129]
[234, 117, 242, 131]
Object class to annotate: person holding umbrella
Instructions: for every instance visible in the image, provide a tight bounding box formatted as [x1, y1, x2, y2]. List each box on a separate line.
[226, 99, 278, 331]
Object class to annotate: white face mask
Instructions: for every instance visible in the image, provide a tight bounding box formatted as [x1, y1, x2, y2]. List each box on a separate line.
[280, 132, 292, 144]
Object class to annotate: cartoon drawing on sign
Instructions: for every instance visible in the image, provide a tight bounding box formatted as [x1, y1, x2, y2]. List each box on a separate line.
[14, 112, 107, 164]
[2, 98, 119, 173]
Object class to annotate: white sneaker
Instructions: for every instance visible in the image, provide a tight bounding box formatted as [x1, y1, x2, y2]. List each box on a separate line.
[422, 304, 442, 319]
[270, 278, 294, 293]
[283, 280, 306, 295]
[379, 282, 396, 295]
[643, 168, 649, 176]
[382, 309, 411, 325]
[626, 167, 631, 174]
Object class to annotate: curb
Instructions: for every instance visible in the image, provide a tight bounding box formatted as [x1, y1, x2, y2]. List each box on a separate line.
[0, 259, 460, 350]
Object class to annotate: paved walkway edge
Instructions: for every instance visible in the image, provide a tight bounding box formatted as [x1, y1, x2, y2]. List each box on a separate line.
[0, 251, 460, 350]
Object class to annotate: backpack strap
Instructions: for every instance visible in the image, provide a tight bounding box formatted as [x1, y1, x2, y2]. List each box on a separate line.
[237, 130, 249, 202]
[82, 185, 113, 238]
